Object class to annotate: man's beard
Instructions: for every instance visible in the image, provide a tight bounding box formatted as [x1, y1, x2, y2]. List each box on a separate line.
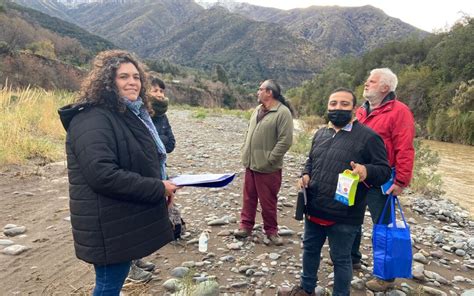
[363, 89, 383, 103]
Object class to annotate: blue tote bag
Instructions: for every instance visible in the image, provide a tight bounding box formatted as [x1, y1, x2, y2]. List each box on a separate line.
[372, 194, 413, 280]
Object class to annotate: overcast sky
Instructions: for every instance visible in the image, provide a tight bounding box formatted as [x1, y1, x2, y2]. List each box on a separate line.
[207, 0, 473, 32]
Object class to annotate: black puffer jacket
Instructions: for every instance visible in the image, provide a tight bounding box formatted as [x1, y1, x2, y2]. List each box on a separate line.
[302, 121, 391, 225]
[58, 103, 174, 265]
[152, 114, 175, 153]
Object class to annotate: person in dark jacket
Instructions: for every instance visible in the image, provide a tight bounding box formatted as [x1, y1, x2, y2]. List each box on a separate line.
[125, 76, 175, 277]
[149, 77, 175, 153]
[58, 50, 180, 296]
[126, 76, 181, 281]
[278, 88, 390, 296]
[148, 76, 185, 239]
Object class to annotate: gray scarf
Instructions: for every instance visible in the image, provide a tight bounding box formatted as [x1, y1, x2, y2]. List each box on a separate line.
[124, 97, 167, 179]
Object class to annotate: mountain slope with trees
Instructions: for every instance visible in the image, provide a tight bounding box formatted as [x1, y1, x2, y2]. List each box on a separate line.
[64, 0, 203, 56]
[12, 0, 76, 24]
[144, 7, 328, 87]
[5, 1, 114, 55]
[0, 0, 115, 89]
[12, 0, 427, 87]
[287, 17, 474, 144]
[226, 3, 428, 57]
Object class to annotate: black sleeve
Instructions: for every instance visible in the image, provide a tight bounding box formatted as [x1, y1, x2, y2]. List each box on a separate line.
[363, 133, 391, 186]
[69, 112, 166, 204]
[163, 115, 175, 153]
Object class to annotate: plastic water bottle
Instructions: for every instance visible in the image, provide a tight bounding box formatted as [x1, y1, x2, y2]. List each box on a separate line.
[198, 231, 209, 253]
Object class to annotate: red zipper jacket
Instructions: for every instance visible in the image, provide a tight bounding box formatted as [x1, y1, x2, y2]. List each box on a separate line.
[356, 92, 415, 187]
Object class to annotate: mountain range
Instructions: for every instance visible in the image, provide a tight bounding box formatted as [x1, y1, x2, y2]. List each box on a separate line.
[9, 0, 429, 87]
[223, 3, 426, 57]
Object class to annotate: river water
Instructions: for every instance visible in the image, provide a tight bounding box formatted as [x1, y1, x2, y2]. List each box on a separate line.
[423, 140, 474, 216]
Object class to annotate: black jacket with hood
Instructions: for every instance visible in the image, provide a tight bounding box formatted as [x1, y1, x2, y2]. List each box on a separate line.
[152, 114, 175, 153]
[58, 103, 174, 265]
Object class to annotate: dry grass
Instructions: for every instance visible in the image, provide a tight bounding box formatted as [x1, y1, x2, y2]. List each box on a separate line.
[0, 83, 75, 166]
[299, 115, 326, 133]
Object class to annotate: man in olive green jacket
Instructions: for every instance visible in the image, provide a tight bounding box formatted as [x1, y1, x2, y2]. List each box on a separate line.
[236, 79, 293, 246]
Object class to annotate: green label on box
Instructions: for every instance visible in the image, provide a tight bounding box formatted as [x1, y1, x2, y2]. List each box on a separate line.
[334, 169, 360, 206]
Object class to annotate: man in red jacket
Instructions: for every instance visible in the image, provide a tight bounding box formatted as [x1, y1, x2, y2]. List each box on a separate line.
[352, 68, 415, 292]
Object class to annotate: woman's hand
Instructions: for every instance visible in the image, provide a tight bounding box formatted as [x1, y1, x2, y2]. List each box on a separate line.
[163, 180, 181, 207]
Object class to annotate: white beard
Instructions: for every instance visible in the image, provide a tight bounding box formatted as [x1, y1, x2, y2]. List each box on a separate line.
[363, 89, 383, 103]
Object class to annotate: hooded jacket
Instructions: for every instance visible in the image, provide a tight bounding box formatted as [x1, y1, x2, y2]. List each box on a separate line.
[58, 103, 174, 265]
[152, 114, 175, 153]
[151, 98, 175, 153]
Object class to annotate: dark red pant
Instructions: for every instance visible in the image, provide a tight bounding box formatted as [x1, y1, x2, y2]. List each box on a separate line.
[240, 168, 282, 236]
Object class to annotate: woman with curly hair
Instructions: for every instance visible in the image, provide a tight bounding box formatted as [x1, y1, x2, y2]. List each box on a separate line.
[58, 50, 180, 295]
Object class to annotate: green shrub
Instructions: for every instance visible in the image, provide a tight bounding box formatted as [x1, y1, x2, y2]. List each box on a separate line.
[291, 131, 312, 155]
[0, 41, 9, 54]
[193, 108, 207, 119]
[410, 139, 444, 196]
[25, 40, 56, 60]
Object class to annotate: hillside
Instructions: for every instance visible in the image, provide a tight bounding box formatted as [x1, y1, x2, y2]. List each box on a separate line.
[5, 1, 115, 55]
[0, 1, 99, 89]
[145, 7, 328, 87]
[0, 1, 256, 105]
[226, 3, 428, 57]
[287, 17, 474, 145]
[12, 0, 76, 24]
[0, 52, 84, 90]
[12, 0, 428, 87]
[58, 0, 203, 56]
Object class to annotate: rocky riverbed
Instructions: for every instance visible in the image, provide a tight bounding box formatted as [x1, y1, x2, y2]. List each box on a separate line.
[0, 109, 473, 295]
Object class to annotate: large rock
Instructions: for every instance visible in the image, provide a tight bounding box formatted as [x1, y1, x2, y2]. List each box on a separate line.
[3, 225, 26, 237]
[413, 252, 429, 264]
[170, 267, 189, 278]
[207, 218, 229, 226]
[351, 277, 365, 290]
[278, 228, 295, 236]
[163, 278, 181, 292]
[422, 286, 448, 296]
[1, 244, 29, 255]
[412, 263, 425, 281]
[388, 290, 407, 296]
[0, 239, 14, 246]
[230, 281, 248, 288]
[461, 289, 474, 296]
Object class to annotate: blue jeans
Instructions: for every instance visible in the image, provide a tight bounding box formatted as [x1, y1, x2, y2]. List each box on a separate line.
[301, 219, 359, 296]
[93, 261, 131, 296]
[351, 188, 394, 281]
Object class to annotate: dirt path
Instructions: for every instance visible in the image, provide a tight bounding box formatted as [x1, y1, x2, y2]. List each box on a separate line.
[1, 109, 473, 295]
